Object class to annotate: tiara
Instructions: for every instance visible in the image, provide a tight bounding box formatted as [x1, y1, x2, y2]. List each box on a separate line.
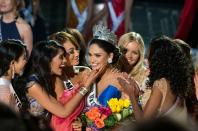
[92, 24, 117, 45]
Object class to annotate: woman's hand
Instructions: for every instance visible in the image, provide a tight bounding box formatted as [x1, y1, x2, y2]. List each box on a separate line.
[83, 65, 105, 89]
[72, 120, 82, 131]
[194, 72, 198, 100]
[117, 73, 140, 99]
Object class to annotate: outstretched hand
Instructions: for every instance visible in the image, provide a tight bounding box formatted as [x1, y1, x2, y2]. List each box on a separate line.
[117, 73, 140, 99]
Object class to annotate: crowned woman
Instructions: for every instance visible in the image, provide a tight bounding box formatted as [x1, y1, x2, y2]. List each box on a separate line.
[86, 24, 130, 107]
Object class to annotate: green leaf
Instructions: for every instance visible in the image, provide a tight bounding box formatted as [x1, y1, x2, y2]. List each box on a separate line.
[121, 109, 129, 119]
[104, 115, 117, 127]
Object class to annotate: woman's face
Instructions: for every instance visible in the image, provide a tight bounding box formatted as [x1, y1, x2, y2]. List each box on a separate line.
[50, 49, 65, 76]
[14, 50, 27, 76]
[63, 40, 80, 66]
[88, 44, 110, 70]
[0, 0, 16, 13]
[123, 41, 140, 67]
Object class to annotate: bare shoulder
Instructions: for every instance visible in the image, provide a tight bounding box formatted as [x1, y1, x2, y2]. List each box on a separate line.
[16, 17, 32, 31]
[153, 78, 168, 91]
[27, 82, 42, 92]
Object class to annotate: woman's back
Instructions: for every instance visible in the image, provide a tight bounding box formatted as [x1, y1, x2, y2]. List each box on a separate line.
[152, 77, 188, 124]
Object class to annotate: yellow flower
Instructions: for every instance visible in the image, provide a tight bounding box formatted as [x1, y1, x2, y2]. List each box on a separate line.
[116, 105, 121, 113]
[123, 99, 131, 108]
[110, 105, 117, 113]
[118, 99, 124, 109]
[108, 98, 118, 107]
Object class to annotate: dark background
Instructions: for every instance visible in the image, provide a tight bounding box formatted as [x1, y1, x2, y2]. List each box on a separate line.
[39, 0, 184, 46]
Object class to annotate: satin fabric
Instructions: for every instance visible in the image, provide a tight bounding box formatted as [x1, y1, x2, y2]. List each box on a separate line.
[98, 85, 121, 106]
[51, 85, 84, 131]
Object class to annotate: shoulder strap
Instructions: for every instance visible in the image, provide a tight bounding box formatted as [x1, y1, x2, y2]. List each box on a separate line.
[154, 78, 168, 112]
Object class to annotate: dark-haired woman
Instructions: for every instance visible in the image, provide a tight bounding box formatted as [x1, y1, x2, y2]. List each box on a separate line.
[22, 40, 102, 130]
[86, 25, 129, 107]
[48, 32, 98, 131]
[118, 36, 194, 124]
[0, 39, 27, 111]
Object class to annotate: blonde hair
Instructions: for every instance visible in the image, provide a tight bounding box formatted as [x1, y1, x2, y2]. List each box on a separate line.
[118, 32, 145, 83]
[15, 0, 25, 11]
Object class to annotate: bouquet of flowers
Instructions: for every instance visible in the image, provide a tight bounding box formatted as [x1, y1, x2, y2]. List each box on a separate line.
[80, 98, 133, 130]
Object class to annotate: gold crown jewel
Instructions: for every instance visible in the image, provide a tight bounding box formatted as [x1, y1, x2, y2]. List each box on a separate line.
[93, 24, 117, 45]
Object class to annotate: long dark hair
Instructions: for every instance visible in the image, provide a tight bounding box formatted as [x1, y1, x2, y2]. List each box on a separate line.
[147, 36, 194, 98]
[24, 40, 66, 97]
[0, 39, 27, 77]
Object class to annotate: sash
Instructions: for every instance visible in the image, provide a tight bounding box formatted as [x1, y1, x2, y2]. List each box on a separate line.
[63, 79, 74, 91]
[10, 83, 22, 109]
[0, 78, 22, 109]
[86, 83, 100, 106]
[71, 0, 88, 31]
[107, 0, 125, 32]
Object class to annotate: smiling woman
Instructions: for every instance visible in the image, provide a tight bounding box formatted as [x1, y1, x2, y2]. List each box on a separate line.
[46, 34, 105, 130]
[118, 32, 148, 89]
[48, 31, 92, 90]
[85, 24, 130, 108]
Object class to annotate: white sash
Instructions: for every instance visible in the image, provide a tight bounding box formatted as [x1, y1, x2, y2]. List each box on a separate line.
[86, 83, 100, 106]
[66, 66, 100, 106]
[0, 78, 22, 109]
[71, 0, 88, 31]
[107, 0, 125, 32]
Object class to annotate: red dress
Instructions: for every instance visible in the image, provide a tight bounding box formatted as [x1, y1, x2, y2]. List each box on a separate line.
[50, 85, 84, 131]
[107, 0, 125, 39]
[175, 0, 198, 41]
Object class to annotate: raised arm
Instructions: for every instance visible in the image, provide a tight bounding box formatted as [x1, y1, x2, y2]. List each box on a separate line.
[117, 74, 162, 120]
[28, 67, 104, 118]
[28, 81, 92, 118]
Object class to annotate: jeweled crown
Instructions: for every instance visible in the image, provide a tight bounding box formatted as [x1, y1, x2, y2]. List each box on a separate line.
[92, 24, 117, 45]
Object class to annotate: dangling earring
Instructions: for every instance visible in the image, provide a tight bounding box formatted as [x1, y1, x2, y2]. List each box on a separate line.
[12, 66, 15, 79]
[107, 58, 112, 64]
